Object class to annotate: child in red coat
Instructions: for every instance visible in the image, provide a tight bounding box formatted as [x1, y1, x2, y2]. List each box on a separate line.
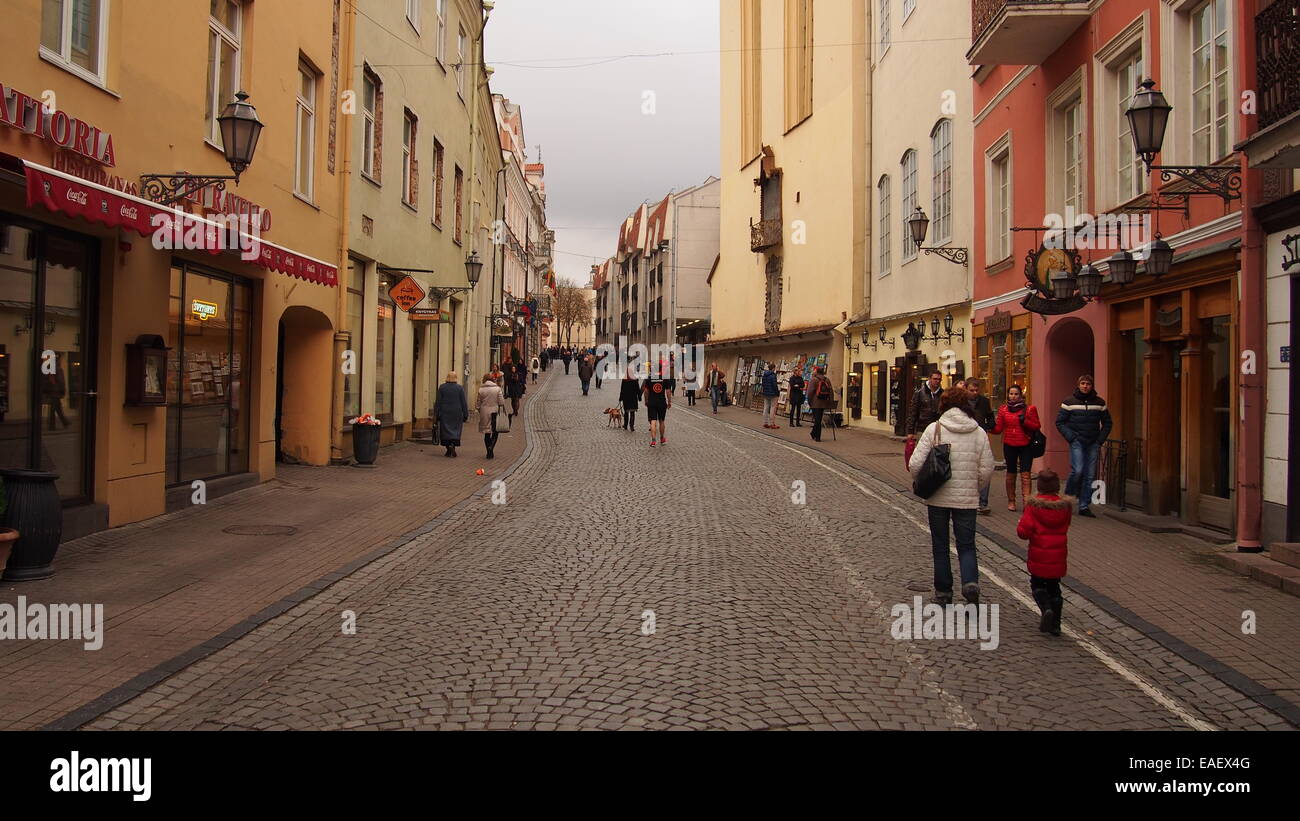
[1016, 469, 1074, 636]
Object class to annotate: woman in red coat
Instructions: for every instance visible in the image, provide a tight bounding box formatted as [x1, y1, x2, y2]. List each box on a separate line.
[992, 384, 1041, 511]
[1016, 469, 1073, 636]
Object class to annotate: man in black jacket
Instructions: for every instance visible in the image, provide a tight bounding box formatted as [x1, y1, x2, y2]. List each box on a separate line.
[906, 371, 944, 444]
[1055, 374, 1113, 517]
[965, 378, 996, 514]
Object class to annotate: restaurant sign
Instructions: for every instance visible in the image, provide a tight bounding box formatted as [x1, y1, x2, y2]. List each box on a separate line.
[0, 82, 116, 165]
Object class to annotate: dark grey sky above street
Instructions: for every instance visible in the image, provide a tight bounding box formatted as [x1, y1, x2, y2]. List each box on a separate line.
[484, 0, 720, 285]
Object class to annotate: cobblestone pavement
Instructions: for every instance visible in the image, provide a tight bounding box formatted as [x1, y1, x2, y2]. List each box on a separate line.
[85, 371, 1291, 730]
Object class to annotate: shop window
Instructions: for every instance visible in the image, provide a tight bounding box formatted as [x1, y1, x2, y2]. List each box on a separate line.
[977, 327, 1030, 408]
[41, 0, 107, 84]
[375, 271, 396, 418]
[166, 263, 252, 485]
[343, 258, 365, 422]
[206, 0, 243, 148]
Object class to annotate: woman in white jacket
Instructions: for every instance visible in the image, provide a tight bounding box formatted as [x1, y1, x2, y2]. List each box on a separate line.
[908, 387, 995, 605]
[477, 375, 506, 459]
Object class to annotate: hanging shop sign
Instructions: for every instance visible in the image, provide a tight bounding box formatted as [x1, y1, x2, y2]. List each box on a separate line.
[0, 82, 117, 166]
[984, 308, 1012, 335]
[493, 318, 516, 338]
[191, 299, 219, 321]
[409, 308, 450, 322]
[387, 275, 426, 312]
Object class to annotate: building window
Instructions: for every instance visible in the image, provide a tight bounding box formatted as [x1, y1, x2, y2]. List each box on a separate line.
[1115, 50, 1145, 204]
[930, 119, 952, 244]
[437, 0, 448, 64]
[1061, 97, 1085, 214]
[877, 175, 891, 276]
[1191, 0, 1231, 165]
[344, 258, 365, 422]
[784, 0, 813, 129]
[402, 110, 417, 207]
[432, 139, 445, 227]
[457, 25, 467, 98]
[454, 165, 464, 243]
[740, 0, 762, 164]
[406, 0, 419, 31]
[902, 0, 916, 20]
[989, 146, 1011, 262]
[376, 271, 396, 419]
[900, 149, 917, 262]
[40, 0, 107, 83]
[205, 1, 242, 148]
[295, 62, 317, 200]
[879, 0, 890, 53]
[361, 68, 381, 180]
[977, 327, 1030, 408]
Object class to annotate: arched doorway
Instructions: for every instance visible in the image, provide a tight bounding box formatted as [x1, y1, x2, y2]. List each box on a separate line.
[1044, 317, 1095, 480]
[276, 306, 334, 465]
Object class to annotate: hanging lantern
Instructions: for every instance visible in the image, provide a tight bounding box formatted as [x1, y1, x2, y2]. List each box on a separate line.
[1049, 268, 1078, 300]
[1107, 249, 1137, 285]
[1077, 263, 1103, 298]
[1146, 236, 1174, 277]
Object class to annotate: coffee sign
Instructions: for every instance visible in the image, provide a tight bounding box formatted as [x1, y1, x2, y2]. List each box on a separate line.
[387, 276, 426, 312]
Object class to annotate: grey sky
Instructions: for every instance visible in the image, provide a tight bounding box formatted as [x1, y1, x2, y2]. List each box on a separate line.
[484, 0, 720, 285]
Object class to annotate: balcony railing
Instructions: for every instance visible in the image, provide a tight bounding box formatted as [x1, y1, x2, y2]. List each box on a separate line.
[1257, 0, 1300, 130]
[968, 0, 1091, 66]
[750, 218, 781, 252]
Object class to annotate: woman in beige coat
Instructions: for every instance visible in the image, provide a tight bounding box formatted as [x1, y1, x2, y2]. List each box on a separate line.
[477, 375, 506, 459]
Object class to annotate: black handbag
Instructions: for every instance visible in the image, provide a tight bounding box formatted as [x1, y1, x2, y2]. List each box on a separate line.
[1021, 409, 1047, 459]
[912, 423, 952, 499]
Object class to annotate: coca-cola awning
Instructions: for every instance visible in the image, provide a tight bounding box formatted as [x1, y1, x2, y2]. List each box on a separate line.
[22, 161, 337, 287]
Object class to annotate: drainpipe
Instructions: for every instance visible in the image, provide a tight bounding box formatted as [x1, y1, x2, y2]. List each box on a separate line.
[330, 0, 358, 465]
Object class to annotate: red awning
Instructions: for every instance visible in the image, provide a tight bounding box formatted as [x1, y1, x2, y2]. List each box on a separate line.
[23, 161, 338, 287]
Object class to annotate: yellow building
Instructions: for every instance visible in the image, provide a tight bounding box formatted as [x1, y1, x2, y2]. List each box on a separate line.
[710, 0, 869, 418]
[0, 1, 348, 537]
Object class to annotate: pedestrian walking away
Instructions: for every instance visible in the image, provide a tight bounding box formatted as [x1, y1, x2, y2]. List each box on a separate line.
[993, 384, 1042, 511]
[562, 348, 572, 374]
[505, 359, 526, 417]
[1055, 374, 1112, 517]
[806, 366, 834, 441]
[908, 387, 995, 605]
[577, 354, 595, 395]
[760, 362, 780, 429]
[530, 355, 540, 383]
[642, 366, 671, 446]
[787, 369, 806, 427]
[477, 374, 505, 459]
[593, 350, 608, 389]
[619, 367, 641, 431]
[434, 371, 469, 458]
[704, 363, 723, 414]
[965, 378, 997, 515]
[1016, 469, 1073, 636]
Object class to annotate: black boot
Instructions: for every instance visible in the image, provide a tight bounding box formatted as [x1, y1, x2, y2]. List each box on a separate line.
[1033, 588, 1054, 633]
[445, 445, 453, 457]
[485, 435, 494, 459]
[1049, 595, 1063, 636]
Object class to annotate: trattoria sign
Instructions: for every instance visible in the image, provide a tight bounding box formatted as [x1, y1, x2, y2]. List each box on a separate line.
[0, 82, 116, 166]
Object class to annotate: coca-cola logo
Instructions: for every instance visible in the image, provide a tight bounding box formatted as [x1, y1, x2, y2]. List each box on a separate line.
[65, 189, 88, 205]
[119, 205, 138, 220]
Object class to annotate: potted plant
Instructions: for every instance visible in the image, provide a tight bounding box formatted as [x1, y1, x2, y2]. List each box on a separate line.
[0, 468, 60, 581]
[350, 413, 383, 466]
[0, 479, 16, 574]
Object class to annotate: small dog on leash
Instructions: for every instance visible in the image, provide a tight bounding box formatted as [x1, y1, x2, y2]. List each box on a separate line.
[604, 407, 623, 427]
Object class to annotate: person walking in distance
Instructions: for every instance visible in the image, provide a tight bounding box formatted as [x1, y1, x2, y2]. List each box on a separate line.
[434, 372, 469, 458]
[530, 355, 540, 384]
[577, 353, 595, 395]
[965, 378, 997, 515]
[806, 366, 834, 442]
[658, 359, 677, 441]
[561, 348, 572, 374]
[906, 370, 944, 448]
[760, 362, 780, 429]
[909, 387, 996, 605]
[505, 358, 526, 419]
[1055, 374, 1112, 518]
[1016, 469, 1072, 635]
[477, 374, 505, 459]
[787, 368, 806, 427]
[993, 384, 1041, 511]
[642, 363, 671, 447]
[619, 367, 641, 432]
[704, 363, 723, 414]
[593, 349, 609, 390]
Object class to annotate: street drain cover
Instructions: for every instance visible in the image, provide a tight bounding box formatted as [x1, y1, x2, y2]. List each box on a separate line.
[223, 525, 298, 536]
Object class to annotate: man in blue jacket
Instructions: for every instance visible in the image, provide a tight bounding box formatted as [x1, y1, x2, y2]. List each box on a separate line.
[1055, 374, 1113, 517]
[760, 363, 780, 429]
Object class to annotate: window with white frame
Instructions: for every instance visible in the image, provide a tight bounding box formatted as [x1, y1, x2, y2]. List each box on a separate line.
[406, 0, 420, 31]
[930, 119, 952, 244]
[457, 26, 467, 98]
[402, 111, 417, 206]
[900, 149, 917, 261]
[988, 143, 1012, 262]
[41, 0, 107, 82]
[879, 0, 890, 52]
[361, 69, 380, 179]
[205, 1, 242, 147]
[1190, 0, 1231, 164]
[1115, 49, 1145, 204]
[436, 0, 448, 65]
[1061, 97, 1084, 214]
[295, 63, 317, 199]
[877, 175, 891, 276]
[902, 0, 916, 21]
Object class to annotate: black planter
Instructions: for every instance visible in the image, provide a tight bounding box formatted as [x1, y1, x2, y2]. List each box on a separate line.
[352, 424, 381, 465]
[1, 469, 63, 582]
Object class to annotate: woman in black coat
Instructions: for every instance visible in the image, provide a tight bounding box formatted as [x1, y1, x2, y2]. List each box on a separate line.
[434, 372, 469, 457]
[619, 368, 641, 431]
[504, 361, 526, 417]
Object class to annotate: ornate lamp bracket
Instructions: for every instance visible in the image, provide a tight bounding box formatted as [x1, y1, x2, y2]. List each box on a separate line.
[922, 246, 969, 267]
[140, 173, 237, 207]
[1150, 164, 1242, 204]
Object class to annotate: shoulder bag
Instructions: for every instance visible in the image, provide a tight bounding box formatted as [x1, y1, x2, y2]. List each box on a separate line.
[912, 423, 952, 499]
[1021, 409, 1047, 459]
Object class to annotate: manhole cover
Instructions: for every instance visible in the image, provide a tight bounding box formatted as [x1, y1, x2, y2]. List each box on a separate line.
[222, 525, 299, 536]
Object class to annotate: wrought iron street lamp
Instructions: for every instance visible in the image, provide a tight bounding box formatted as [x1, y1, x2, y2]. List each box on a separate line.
[1049, 268, 1078, 300]
[1125, 79, 1241, 203]
[929, 316, 941, 340]
[1106, 250, 1138, 285]
[464, 251, 484, 286]
[141, 91, 264, 205]
[939, 311, 965, 344]
[902, 322, 921, 351]
[907, 207, 969, 266]
[1076, 263, 1103, 299]
[1145, 236, 1174, 277]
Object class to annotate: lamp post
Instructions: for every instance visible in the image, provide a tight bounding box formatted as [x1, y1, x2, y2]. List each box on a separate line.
[141, 91, 264, 205]
[1124, 78, 1242, 203]
[906, 207, 969, 267]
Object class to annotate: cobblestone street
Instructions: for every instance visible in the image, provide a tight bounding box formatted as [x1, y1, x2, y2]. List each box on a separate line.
[69, 370, 1289, 731]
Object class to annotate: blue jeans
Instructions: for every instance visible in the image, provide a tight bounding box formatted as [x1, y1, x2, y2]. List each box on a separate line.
[581, 380, 590, 395]
[710, 386, 720, 412]
[1066, 439, 1101, 511]
[928, 506, 979, 592]
[978, 483, 990, 509]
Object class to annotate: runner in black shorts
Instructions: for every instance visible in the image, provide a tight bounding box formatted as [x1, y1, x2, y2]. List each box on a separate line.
[643, 374, 671, 447]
